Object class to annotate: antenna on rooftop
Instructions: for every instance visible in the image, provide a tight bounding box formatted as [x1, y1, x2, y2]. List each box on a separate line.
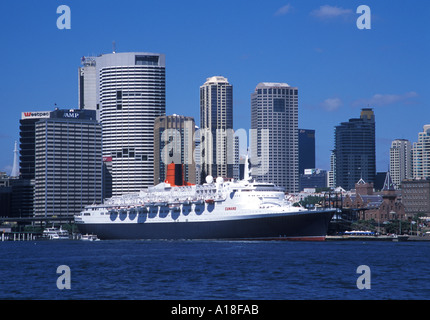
[112, 41, 116, 54]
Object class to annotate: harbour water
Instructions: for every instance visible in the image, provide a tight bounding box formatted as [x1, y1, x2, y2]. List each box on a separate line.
[1, 240, 429, 300]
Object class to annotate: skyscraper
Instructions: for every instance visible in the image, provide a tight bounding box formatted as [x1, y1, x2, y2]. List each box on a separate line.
[413, 125, 430, 179]
[86, 52, 166, 195]
[334, 108, 376, 191]
[328, 151, 336, 188]
[390, 139, 412, 189]
[154, 114, 196, 185]
[14, 111, 51, 217]
[298, 129, 315, 175]
[200, 76, 233, 179]
[19, 111, 51, 180]
[78, 56, 97, 117]
[33, 109, 102, 216]
[250, 82, 299, 192]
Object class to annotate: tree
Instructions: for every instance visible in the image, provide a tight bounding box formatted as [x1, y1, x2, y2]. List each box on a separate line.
[299, 195, 323, 208]
[351, 219, 377, 232]
[384, 220, 410, 235]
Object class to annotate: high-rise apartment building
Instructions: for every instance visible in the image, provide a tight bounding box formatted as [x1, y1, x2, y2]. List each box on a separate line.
[250, 82, 299, 192]
[154, 115, 196, 185]
[328, 151, 336, 188]
[390, 139, 412, 189]
[81, 52, 166, 195]
[34, 109, 102, 216]
[334, 108, 376, 191]
[413, 125, 430, 179]
[200, 76, 233, 179]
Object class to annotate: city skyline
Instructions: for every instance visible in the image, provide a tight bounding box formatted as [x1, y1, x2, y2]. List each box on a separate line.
[0, 1, 428, 175]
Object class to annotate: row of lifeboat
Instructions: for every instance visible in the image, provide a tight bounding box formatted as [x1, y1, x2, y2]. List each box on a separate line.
[107, 198, 211, 215]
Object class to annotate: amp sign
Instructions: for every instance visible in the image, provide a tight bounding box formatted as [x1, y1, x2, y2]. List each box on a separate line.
[63, 112, 80, 118]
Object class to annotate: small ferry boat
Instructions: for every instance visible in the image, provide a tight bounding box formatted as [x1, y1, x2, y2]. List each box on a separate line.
[80, 234, 100, 241]
[42, 226, 70, 240]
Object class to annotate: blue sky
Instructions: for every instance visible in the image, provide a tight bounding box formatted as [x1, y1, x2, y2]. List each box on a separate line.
[0, 0, 428, 174]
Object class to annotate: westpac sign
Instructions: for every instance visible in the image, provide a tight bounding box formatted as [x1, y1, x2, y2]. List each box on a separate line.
[21, 111, 51, 120]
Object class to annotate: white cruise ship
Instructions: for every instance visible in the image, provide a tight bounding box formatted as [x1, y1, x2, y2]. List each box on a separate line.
[74, 160, 335, 241]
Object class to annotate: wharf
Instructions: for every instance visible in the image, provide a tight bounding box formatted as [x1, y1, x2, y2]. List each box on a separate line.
[326, 235, 396, 241]
[406, 235, 430, 241]
[326, 235, 430, 242]
[1, 232, 40, 241]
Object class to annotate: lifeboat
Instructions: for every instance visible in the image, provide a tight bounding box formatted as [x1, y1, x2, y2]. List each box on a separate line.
[168, 202, 181, 211]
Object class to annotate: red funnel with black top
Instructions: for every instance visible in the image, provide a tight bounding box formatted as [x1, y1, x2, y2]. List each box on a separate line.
[164, 163, 194, 187]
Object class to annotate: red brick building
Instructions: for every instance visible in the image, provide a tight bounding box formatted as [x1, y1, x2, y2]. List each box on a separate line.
[343, 172, 405, 222]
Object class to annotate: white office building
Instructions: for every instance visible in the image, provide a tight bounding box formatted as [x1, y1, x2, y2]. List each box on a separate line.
[80, 52, 166, 195]
[200, 76, 233, 179]
[413, 125, 430, 179]
[78, 56, 98, 117]
[390, 139, 412, 189]
[250, 82, 299, 192]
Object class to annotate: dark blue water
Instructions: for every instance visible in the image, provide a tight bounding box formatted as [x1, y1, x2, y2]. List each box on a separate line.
[1, 240, 429, 300]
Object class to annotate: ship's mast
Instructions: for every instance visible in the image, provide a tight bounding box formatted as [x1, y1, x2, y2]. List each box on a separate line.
[244, 150, 252, 182]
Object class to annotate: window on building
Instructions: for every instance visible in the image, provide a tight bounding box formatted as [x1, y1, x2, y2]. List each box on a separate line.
[135, 55, 159, 65]
[273, 99, 285, 112]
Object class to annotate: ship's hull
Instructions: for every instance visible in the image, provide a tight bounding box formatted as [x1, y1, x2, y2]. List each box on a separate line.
[76, 210, 334, 241]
